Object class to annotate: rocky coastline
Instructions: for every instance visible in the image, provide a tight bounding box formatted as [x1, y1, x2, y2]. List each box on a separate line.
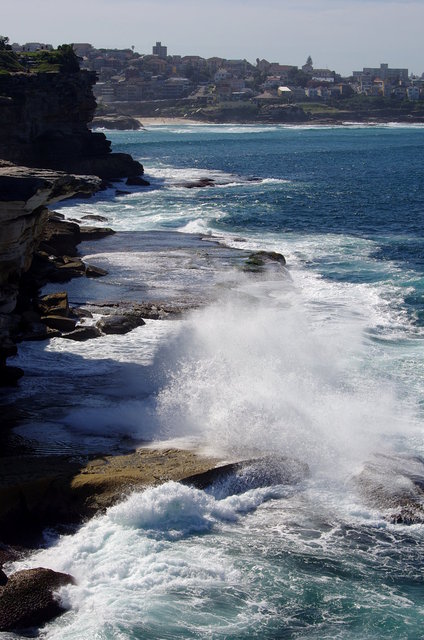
[2, 62, 422, 635]
[0, 63, 256, 633]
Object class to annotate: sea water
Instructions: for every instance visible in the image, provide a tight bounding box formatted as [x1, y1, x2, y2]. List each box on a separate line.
[4, 124, 424, 639]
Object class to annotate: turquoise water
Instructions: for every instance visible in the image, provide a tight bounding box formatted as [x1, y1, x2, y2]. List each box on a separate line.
[7, 124, 424, 639]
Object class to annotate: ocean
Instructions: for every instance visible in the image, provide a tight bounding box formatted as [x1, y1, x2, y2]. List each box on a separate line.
[4, 123, 424, 639]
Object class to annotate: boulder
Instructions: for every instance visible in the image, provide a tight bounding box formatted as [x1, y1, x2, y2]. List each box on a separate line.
[243, 250, 287, 272]
[38, 218, 81, 257]
[22, 322, 61, 341]
[125, 176, 150, 187]
[181, 178, 215, 189]
[81, 214, 108, 222]
[90, 115, 141, 131]
[0, 567, 74, 631]
[62, 325, 102, 341]
[85, 264, 108, 278]
[70, 307, 93, 319]
[79, 226, 115, 241]
[0, 569, 7, 586]
[37, 291, 69, 317]
[51, 260, 86, 281]
[41, 315, 77, 333]
[96, 313, 146, 335]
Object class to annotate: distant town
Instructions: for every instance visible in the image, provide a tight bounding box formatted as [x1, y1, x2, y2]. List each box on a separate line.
[6, 40, 424, 123]
[10, 40, 423, 103]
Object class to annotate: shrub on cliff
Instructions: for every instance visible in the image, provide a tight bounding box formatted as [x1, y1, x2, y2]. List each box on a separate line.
[0, 37, 25, 73]
[17, 44, 80, 74]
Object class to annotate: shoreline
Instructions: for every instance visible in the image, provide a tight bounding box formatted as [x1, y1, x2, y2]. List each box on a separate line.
[135, 116, 424, 127]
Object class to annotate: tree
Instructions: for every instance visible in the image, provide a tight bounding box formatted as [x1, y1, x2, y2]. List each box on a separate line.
[0, 36, 12, 51]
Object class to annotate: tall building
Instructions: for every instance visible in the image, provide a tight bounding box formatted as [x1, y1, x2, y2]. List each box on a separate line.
[152, 42, 167, 59]
[353, 63, 408, 84]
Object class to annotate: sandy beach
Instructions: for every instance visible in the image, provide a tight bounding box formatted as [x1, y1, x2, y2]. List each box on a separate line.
[136, 116, 202, 126]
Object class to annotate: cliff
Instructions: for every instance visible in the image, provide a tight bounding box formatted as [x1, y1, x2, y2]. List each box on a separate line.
[0, 162, 102, 384]
[0, 71, 143, 180]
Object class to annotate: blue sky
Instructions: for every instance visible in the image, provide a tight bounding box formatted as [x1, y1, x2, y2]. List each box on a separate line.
[3, 0, 424, 75]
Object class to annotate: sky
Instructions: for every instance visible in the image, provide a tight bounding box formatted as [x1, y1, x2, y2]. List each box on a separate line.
[2, 0, 424, 76]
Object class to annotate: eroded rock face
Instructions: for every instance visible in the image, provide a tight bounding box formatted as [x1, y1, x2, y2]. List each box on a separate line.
[0, 72, 143, 179]
[91, 115, 141, 130]
[0, 567, 74, 631]
[0, 165, 102, 383]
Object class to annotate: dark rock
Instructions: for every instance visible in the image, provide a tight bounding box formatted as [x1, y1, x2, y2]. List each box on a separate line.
[0, 567, 74, 631]
[41, 315, 77, 332]
[51, 260, 86, 281]
[0, 71, 144, 180]
[21, 309, 42, 325]
[181, 178, 215, 189]
[62, 325, 102, 341]
[125, 176, 150, 186]
[70, 307, 93, 319]
[91, 115, 141, 131]
[81, 214, 108, 222]
[85, 264, 108, 278]
[38, 218, 81, 257]
[243, 250, 287, 272]
[0, 569, 7, 586]
[0, 366, 24, 387]
[115, 189, 131, 196]
[79, 226, 115, 241]
[37, 292, 69, 317]
[23, 324, 62, 341]
[96, 314, 146, 335]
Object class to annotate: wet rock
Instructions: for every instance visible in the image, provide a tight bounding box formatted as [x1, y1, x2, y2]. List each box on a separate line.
[37, 291, 69, 318]
[85, 264, 108, 278]
[81, 214, 108, 222]
[41, 315, 76, 333]
[356, 454, 424, 525]
[52, 260, 86, 281]
[91, 115, 141, 131]
[125, 176, 150, 186]
[38, 218, 81, 257]
[181, 178, 215, 189]
[243, 250, 287, 272]
[79, 226, 115, 241]
[96, 313, 146, 335]
[62, 325, 102, 341]
[70, 307, 93, 319]
[115, 189, 131, 196]
[183, 455, 308, 492]
[0, 567, 74, 631]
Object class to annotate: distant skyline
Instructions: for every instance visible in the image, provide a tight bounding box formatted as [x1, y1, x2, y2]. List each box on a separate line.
[3, 0, 424, 76]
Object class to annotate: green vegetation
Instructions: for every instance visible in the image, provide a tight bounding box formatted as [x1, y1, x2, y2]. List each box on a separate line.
[0, 40, 80, 74]
[0, 35, 25, 73]
[297, 102, 345, 115]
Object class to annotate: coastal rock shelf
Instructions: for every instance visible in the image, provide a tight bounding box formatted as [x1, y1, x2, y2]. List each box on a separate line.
[0, 448, 221, 541]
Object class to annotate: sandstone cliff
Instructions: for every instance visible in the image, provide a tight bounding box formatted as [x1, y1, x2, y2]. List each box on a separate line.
[0, 71, 143, 179]
[0, 162, 102, 384]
